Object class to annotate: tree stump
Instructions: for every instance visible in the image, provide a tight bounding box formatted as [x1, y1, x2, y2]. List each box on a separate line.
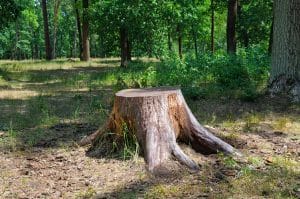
[80, 87, 240, 173]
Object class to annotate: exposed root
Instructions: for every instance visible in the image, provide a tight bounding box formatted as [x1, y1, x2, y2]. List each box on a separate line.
[79, 88, 240, 174]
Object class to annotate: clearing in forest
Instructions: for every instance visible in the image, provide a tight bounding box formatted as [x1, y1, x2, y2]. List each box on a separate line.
[0, 59, 299, 198]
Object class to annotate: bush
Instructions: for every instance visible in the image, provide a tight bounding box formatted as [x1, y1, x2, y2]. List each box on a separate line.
[212, 55, 251, 89]
[97, 46, 270, 101]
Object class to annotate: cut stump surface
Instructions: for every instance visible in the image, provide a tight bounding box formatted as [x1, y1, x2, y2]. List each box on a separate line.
[80, 87, 239, 173]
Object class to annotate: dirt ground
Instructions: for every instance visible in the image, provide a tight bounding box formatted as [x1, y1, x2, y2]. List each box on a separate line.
[0, 59, 299, 199]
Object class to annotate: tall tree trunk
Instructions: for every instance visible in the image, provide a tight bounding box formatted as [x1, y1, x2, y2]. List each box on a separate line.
[168, 29, 172, 51]
[33, 31, 39, 59]
[268, 14, 274, 55]
[269, 0, 300, 101]
[226, 0, 237, 54]
[74, 0, 83, 60]
[41, 0, 52, 60]
[82, 0, 90, 61]
[99, 33, 105, 58]
[237, 2, 249, 48]
[127, 35, 132, 61]
[120, 26, 131, 67]
[31, 30, 34, 59]
[52, 0, 61, 59]
[210, 0, 215, 53]
[73, 29, 77, 58]
[177, 25, 182, 59]
[192, 24, 198, 58]
[14, 20, 20, 60]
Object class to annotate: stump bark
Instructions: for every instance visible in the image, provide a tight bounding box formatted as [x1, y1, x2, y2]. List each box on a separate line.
[80, 87, 239, 173]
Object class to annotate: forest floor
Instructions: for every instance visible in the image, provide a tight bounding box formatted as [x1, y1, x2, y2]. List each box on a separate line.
[0, 59, 299, 199]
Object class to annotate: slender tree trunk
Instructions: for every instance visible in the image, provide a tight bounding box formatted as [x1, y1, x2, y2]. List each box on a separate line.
[177, 25, 183, 59]
[226, 0, 238, 54]
[74, 0, 83, 60]
[192, 24, 198, 58]
[82, 0, 90, 61]
[127, 35, 132, 61]
[14, 20, 20, 60]
[52, 0, 61, 59]
[168, 29, 172, 51]
[29, 29, 33, 59]
[268, 14, 274, 55]
[41, 0, 52, 60]
[99, 33, 104, 58]
[120, 26, 131, 67]
[269, 0, 300, 101]
[73, 29, 77, 58]
[211, 0, 215, 53]
[237, 2, 249, 48]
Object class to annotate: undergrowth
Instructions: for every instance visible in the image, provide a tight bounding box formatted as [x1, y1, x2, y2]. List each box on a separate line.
[87, 122, 140, 160]
[90, 46, 270, 102]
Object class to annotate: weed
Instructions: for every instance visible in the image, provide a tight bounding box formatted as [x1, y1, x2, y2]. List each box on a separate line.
[248, 156, 264, 168]
[121, 123, 140, 160]
[75, 187, 96, 199]
[217, 152, 239, 169]
[226, 159, 299, 198]
[273, 117, 291, 131]
[88, 122, 140, 160]
[145, 184, 179, 199]
[244, 113, 262, 132]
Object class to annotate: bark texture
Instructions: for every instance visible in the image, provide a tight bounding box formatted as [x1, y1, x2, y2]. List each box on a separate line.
[270, 0, 300, 101]
[41, 0, 52, 60]
[52, 0, 61, 59]
[82, 0, 90, 61]
[226, 0, 237, 54]
[74, 0, 83, 60]
[80, 88, 239, 173]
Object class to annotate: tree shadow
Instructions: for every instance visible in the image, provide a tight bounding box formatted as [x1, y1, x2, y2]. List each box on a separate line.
[0, 89, 113, 151]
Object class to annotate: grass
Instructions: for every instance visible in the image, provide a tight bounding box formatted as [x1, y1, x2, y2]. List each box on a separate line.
[0, 58, 299, 198]
[222, 156, 299, 198]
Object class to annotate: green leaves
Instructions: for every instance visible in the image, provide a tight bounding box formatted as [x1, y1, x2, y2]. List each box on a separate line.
[0, 0, 21, 29]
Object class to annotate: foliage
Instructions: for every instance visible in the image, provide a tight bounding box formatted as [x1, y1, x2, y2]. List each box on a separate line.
[107, 46, 270, 101]
[0, 0, 273, 60]
[0, 0, 21, 29]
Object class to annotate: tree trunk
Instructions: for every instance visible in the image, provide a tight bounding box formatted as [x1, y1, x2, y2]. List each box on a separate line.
[79, 88, 240, 174]
[33, 30, 39, 59]
[120, 26, 131, 67]
[177, 25, 183, 59]
[14, 20, 20, 60]
[74, 0, 83, 60]
[226, 0, 237, 54]
[268, 14, 274, 55]
[237, 2, 249, 48]
[167, 29, 172, 51]
[52, 0, 61, 59]
[82, 0, 90, 61]
[72, 29, 77, 58]
[269, 0, 300, 101]
[210, 0, 215, 53]
[41, 0, 52, 60]
[192, 24, 198, 58]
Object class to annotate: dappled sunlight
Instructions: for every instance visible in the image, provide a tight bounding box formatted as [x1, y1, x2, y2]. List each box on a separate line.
[0, 59, 299, 198]
[0, 89, 39, 100]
